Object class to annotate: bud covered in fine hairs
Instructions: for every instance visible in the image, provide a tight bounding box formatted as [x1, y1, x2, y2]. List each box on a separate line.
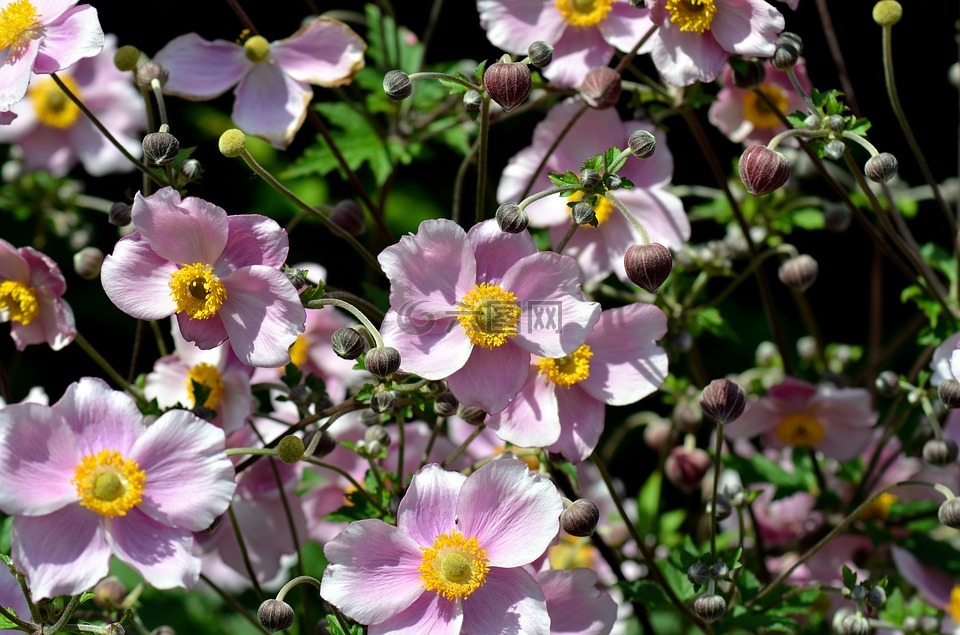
[433, 392, 459, 417]
[304, 429, 337, 458]
[873, 1, 903, 27]
[700, 379, 747, 425]
[939, 497, 960, 528]
[923, 438, 958, 466]
[277, 435, 305, 464]
[496, 203, 528, 234]
[330, 199, 366, 236]
[484, 61, 532, 112]
[624, 243, 673, 293]
[560, 499, 600, 537]
[218, 129, 247, 158]
[74, 246, 104, 280]
[778, 254, 819, 292]
[579, 168, 601, 189]
[693, 593, 727, 623]
[383, 70, 412, 100]
[841, 614, 872, 635]
[603, 173, 621, 190]
[109, 202, 132, 227]
[628, 129, 656, 159]
[771, 32, 802, 70]
[527, 40, 554, 68]
[370, 390, 397, 414]
[572, 201, 596, 225]
[135, 60, 168, 88]
[874, 370, 900, 397]
[865, 152, 898, 183]
[366, 346, 402, 378]
[180, 158, 202, 182]
[579, 66, 621, 109]
[707, 494, 732, 522]
[867, 586, 887, 609]
[142, 130, 180, 166]
[687, 562, 709, 586]
[739, 145, 790, 196]
[940, 378, 960, 409]
[331, 327, 368, 360]
[113, 45, 140, 72]
[463, 89, 483, 111]
[258, 599, 295, 633]
[458, 404, 486, 425]
[824, 139, 846, 161]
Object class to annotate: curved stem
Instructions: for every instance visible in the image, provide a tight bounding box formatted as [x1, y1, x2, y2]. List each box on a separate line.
[518, 185, 569, 210]
[227, 505, 266, 600]
[441, 424, 486, 468]
[42, 594, 83, 635]
[519, 103, 588, 200]
[606, 191, 649, 244]
[305, 457, 391, 515]
[275, 575, 321, 603]
[407, 71, 477, 92]
[304, 297, 384, 347]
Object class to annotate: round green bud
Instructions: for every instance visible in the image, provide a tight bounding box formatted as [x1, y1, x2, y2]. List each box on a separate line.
[218, 129, 247, 158]
[873, 1, 902, 26]
[277, 435, 305, 464]
[114, 45, 140, 72]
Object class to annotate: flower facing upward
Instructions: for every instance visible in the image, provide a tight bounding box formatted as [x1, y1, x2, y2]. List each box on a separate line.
[153, 18, 365, 148]
[100, 187, 307, 368]
[0, 237, 75, 351]
[0, 377, 237, 600]
[378, 218, 601, 414]
[321, 459, 563, 634]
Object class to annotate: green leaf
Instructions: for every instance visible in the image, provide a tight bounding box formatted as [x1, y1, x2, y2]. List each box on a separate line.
[618, 580, 671, 610]
[547, 170, 581, 187]
[636, 471, 662, 536]
[325, 615, 365, 635]
[723, 452, 810, 499]
[842, 564, 858, 591]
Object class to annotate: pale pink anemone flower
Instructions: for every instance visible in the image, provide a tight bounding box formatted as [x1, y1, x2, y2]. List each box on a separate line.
[0, 34, 144, 176]
[100, 187, 307, 368]
[0, 0, 103, 111]
[708, 58, 811, 147]
[152, 17, 365, 148]
[0, 377, 237, 600]
[378, 218, 601, 414]
[487, 303, 668, 462]
[0, 563, 28, 632]
[0, 237, 74, 351]
[496, 98, 689, 286]
[144, 318, 254, 436]
[478, 0, 654, 87]
[537, 568, 618, 635]
[321, 459, 562, 634]
[724, 377, 878, 460]
[646, 0, 784, 87]
[892, 546, 960, 630]
[930, 332, 960, 434]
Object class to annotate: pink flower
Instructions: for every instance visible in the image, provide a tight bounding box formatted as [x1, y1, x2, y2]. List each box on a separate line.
[320, 459, 562, 634]
[537, 568, 618, 635]
[0, 237, 74, 351]
[0, 34, 144, 176]
[378, 218, 600, 414]
[892, 546, 960, 628]
[708, 59, 811, 146]
[153, 18, 365, 148]
[0, 377, 237, 600]
[100, 187, 307, 368]
[487, 303, 668, 462]
[0, 0, 104, 110]
[478, 0, 654, 87]
[497, 98, 689, 285]
[647, 0, 784, 86]
[0, 563, 28, 633]
[725, 377, 877, 460]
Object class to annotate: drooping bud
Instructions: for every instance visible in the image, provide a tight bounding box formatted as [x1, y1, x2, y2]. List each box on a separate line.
[135, 60, 168, 88]
[458, 404, 487, 425]
[463, 89, 483, 111]
[560, 499, 600, 537]
[142, 130, 180, 166]
[778, 254, 819, 292]
[365, 424, 391, 447]
[366, 346, 402, 378]
[304, 429, 337, 458]
[866, 586, 887, 609]
[370, 390, 397, 414]
[692, 593, 727, 623]
[603, 173, 621, 190]
[738, 145, 790, 196]
[277, 435, 305, 464]
[732, 59, 766, 89]
[624, 243, 673, 293]
[283, 264, 308, 290]
[711, 562, 730, 580]
[218, 129, 247, 158]
[771, 33, 801, 70]
[496, 203, 528, 233]
[938, 497, 960, 529]
[628, 129, 656, 159]
[113, 45, 140, 72]
[527, 41, 554, 68]
[579, 67, 621, 109]
[74, 246, 104, 280]
[664, 446, 711, 493]
[706, 495, 732, 522]
[572, 201, 596, 225]
[383, 70, 412, 100]
[93, 577, 127, 610]
[433, 392, 459, 417]
[864, 152, 898, 183]
[873, 1, 903, 27]
[824, 139, 846, 161]
[483, 61, 532, 112]
[579, 168, 601, 188]
[257, 599, 295, 633]
[939, 378, 960, 408]
[923, 438, 958, 466]
[699, 379, 747, 425]
[823, 203, 852, 232]
[109, 202, 132, 227]
[180, 158, 202, 182]
[687, 562, 709, 586]
[331, 327, 368, 360]
[874, 370, 900, 397]
[330, 199, 366, 236]
[840, 614, 872, 635]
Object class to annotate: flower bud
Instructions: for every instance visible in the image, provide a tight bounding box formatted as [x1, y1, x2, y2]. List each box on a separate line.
[370, 390, 397, 414]
[706, 495, 732, 522]
[826, 115, 846, 133]
[923, 438, 958, 466]
[628, 129, 656, 159]
[560, 499, 600, 537]
[484, 61, 532, 112]
[73, 246, 104, 280]
[142, 130, 180, 166]
[365, 424, 391, 447]
[824, 139, 846, 161]
[579, 168, 601, 188]
[572, 201, 596, 225]
[624, 243, 673, 293]
[496, 203, 528, 234]
[180, 158, 202, 182]
[778, 31, 804, 54]
[434, 392, 459, 417]
[778, 254, 819, 292]
[219, 129, 247, 158]
[331, 327, 368, 360]
[463, 89, 483, 111]
[383, 70, 412, 100]
[711, 561, 730, 580]
[873, 1, 902, 26]
[458, 404, 487, 425]
[258, 599, 295, 633]
[304, 429, 337, 458]
[109, 201, 132, 227]
[114, 45, 140, 72]
[151, 628, 176, 635]
[283, 265, 308, 290]
[865, 152, 898, 183]
[771, 42, 800, 70]
[603, 173, 621, 190]
[643, 419, 674, 451]
[739, 145, 790, 196]
[527, 41, 554, 68]
[579, 67, 621, 109]
[135, 60, 168, 88]
[732, 59, 766, 89]
[699, 379, 747, 425]
[938, 497, 960, 529]
[277, 435, 305, 464]
[841, 614, 872, 635]
[665, 446, 710, 493]
[93, 576, 127, 610]
[874, 370, 900, 397]
[939, 378, 960, 409]
[692, 593, 726, 623]
[866, 585, 886, 609]
[330, 199, 366, 236]
[366, 346, 401, 378]
[687, 562, 709, 586]
[823, 203, 851, 232]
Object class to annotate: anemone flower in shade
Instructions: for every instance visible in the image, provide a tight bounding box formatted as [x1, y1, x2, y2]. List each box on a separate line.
[0, 237, 74, 351]
[708, 58, 811, 147]
[0, 377, 236, 601]
[100, 187, 306, 368]
[477, 0, 653, 87]
[321, 459, 562, 634]
[0, 0, 104, 110]
[724, 377, 877, 461]
[487, 303, 668, 462]
[646, 0, 784, 87]
[0, 562, 28, 632]
[378, 218, 600, 414]
[496, 98, 689, 286]
[152, 18, 364, 148]
[892, 546, 960, 628]
[144, 318, 253, 435]
[0, 34, 144, 176]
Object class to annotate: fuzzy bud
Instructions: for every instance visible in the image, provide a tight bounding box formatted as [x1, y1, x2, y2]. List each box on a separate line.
[73, 246, 104, 280]
[484, 61, 531, 112]
[628, 129, 656, 159]
[771, 33, 802, 70]
[711, 562, 730, 580]
[304, 429, 337, 459]
[560, 499, 600, 537]
[579, 67, 621, 109]
[180, 158, 202, 182]
[330, 200, 366, 236]
[218, 129, 247, 158]
[824, 139, 846, 161]
[624, 243, 673, 293]
[135, 60, 168, 88]
[823, 203, 852, 232]
[331, 327, 368, 360]
[277, 435, 305, 464]
[699, 379, 747, 425]
[366, 346, 401, 378]
[283, 265, 308, 290]
[365, 424, 391, 447]
[841, 614, 872, 635]
[692, 593, 726, 623]
[572, 201, 596, 225]
[873, 1, 903, 26]
[778, 254, 819, 292]
[527, 41, 554, 68]
[867, 586, 886, 609]
[142, 130, 180, 166]
[370, 390, 397, 414]
[433, 393, 459, 417]
[865, 152, 898, 183]
[383, 70, 412, 100]
[93, 577, 127, 610]
[603, 173, 621, 190]
[732, 59, 766, 89]
[826, 115, 847, 133]
[687, 562, 709, 586]
[706, 495, 732, 522]
[939, 378, 960, 409]
[874, 370, 900, 397]
[665, 446, 711, 493]
[458, 404, 487, 425]
[496, 203, 528, 234]
[579, 168, 601, 188]
[463, 89, 483, 111]
[113, 45, 140, 72]
[257, 599, 295, 633]
[923, 438, 958, 466]
[109, 202, 132, 227]
[778, 31, 804, 54]
[739, 145, 790, 196]
[939, 497, 960, 529]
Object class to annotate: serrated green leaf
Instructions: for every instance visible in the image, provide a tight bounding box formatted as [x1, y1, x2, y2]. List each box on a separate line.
[547, 171, 581, 187]
[842, 564, 857, 590]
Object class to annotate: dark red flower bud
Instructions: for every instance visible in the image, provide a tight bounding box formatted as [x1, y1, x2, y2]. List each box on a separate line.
[665, 446, 710, 493]
[624, 243, 673, 293]
[739, 145, 791, 196]
[778, 254, 819, 292]
[699, 379, 747, 425]
[579, 67, 621, 109]
[483, 62, 531, 112]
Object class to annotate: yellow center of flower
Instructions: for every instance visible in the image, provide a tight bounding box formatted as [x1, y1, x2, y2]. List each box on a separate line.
[456, 283, 521, 349]
[774, 412, 825, 448]
[288, 333, 309, 367]
[858, 492, 897, 522]
[73, 449, 146, 518]
[742, 84, 788, 130]
[243, 35, 271, 63]
[567, 191, 613, 227]
[0, 0, 40, 52]
[169, 263, 227, 320]
[554, 0, 614, 28]
[949, 585, 960, 623]
[419, 530, 490, 601]
[549, 534, 595, 570]
[185, 362, 224, 409]
[665, 0, 717, 33]
[536, 344, 593, 387]
[29, 75, 82, 129]
[0, 280, 39, 325]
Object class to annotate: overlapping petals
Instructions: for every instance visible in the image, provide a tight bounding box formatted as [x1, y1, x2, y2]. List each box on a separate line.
[0, 237, 74, 351]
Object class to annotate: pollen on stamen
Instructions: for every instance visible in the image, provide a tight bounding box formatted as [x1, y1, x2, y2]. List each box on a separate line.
[73, 449, 146, 518]
[186, 362, 225, 409]
[665, 0, 717, 34]
[0, 0, 40, 51]
[419, 530, 490, 601]
[0, 280, 39, 325]
[29, 75, 82, 129]
[742, 84, 788, 130]
[774, 412, 824, 448]
[537, 344, 593, 387]
[169, 263, 227, 320]
[554, 0, 614, 28]
[456, 283, 521, 349]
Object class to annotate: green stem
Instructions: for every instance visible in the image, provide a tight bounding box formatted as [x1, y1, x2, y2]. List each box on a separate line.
[518, 185, 568, 210]
[304, 297, 384, 347]
[474, 96, 492, 224]
[407, 71, 477, 92]
[227, 505, 266, 600]
[73, 332, 146, 405]
[606, 191, 649, 244]
[275, 575, 321, 603]
[305, 457, 391, 515]
[441, 424, 486, 468]
[554, 221, 579, 254]
[710, 423, 724, 558]
[42, 594, 83, 635]
[199, 574, 270, 634]
[520, 103, 588, 200]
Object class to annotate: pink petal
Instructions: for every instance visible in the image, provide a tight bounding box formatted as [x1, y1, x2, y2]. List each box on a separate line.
[132, 188, 229, 266]
[0, 562, 28, 627]
[369, 591, 462, 635]
[456, 459, 561, 567]
[548, 385, 606, 462]
[153, 33, 247, 99]
[445, 343, 530, 414]
[100, 232, 178, 320]
[217, 215, 289, 273]
[232, 62, 312, 148]
[177, 312, 229, 351]
[496, 146, 555, 218]
[397, 464, 465, 546]
[8, 124, 75, 176]
[467, 219, 538, 284]
[106, 510, 200, 590]
[0, 238, 28, 281]
[486, 365, 562, 448]
[21, 245, 66, 295]
[538, 568, 618, 635]
[557, 215, 625, 285]
[891, 546, 953, 609]
[0, 38, 40, 109]
[143, 355, 192, 410]
[271, 18, 365, 86]
[652, 27, 728, 86]
[10, 290, 74, 351]
[380, 308, 473, 380]
[616, 187, 689, 255]
[478, 0, 566, 54]
[723, 398, 780, 439]
[53, 377, 142, 455]
[321, 519, 425, 625]
[218, 366, 254, 435]
[711, 0, 783, 58]
[70, 115, 141, 176]
[31, 3, 103, 74]
[598, 3, 656, 54]
[543, 25, 613, 88]
[460, 567, 550, 635]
